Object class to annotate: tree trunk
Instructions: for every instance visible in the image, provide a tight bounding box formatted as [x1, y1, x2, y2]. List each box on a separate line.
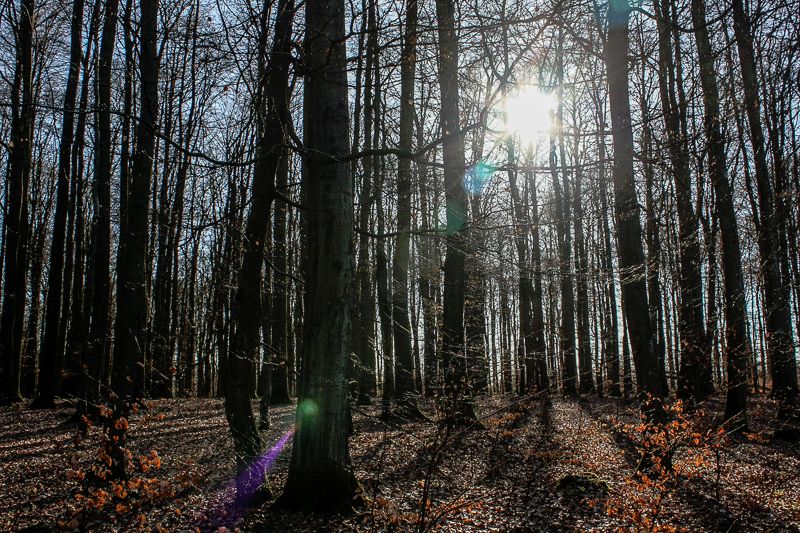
[279, 0, 360, 511]
[224, 0, 294, 490]
[730, 0, 798, 412]
[691, 0, 750, 424]
[112, 0, 160, 401]
[434, 0, 477, 424]
[605, 0, 664, 399]
[654, 0, 712, 401]
[392, 0, 420, 413]
[34, 0, 85, 407]
[0, 0, 35, 404]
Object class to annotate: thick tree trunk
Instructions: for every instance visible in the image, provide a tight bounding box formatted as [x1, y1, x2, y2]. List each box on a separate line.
[280, 0, 360, 511]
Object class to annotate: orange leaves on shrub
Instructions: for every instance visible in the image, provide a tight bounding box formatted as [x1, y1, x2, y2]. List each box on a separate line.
[115, 417, 129, 431]
[605, 399, 728, 531]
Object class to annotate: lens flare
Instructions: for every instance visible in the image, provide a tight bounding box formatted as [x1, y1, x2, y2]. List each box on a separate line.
[234, 428, 294, 504]
[465, 160, 496, 196]
[298, 399, 318, 419]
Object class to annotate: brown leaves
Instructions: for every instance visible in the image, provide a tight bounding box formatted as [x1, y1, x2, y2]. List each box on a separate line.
[2, 397, 798, 531]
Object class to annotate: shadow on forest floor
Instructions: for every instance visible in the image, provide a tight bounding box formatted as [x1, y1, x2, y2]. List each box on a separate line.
[0, 395, 798, 531]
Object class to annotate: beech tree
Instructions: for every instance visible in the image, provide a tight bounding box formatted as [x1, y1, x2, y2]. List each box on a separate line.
[279, 0, 360, 510]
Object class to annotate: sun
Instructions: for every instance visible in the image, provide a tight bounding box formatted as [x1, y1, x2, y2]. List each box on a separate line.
[504, 85, 557, 144]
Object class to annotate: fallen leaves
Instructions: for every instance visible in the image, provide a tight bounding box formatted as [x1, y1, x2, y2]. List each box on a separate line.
[0, 396, 798, 531]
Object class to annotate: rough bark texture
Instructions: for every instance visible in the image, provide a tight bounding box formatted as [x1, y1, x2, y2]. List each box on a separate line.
[280, 0, 360, 511]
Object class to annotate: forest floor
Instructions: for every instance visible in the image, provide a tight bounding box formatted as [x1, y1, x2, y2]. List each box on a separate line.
[1, 394, 799, 532]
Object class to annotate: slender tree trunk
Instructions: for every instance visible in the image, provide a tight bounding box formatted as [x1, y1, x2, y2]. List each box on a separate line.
[730, 0, 798, 412]
[34, 0, 85, 407]
[224, 0, 294, 487]
[654, 0, 712, 401]
[0, 0, 36, 404]
[605, 0, 664, 399]
[112, 0, 160, 402]
[391, 0, 419, 413]
[270, 152, 292, 405]
[435, 0, 477, 423]
[355, 0, 377, 403]
[572, 122, 593, 394]
[691, 0, 750, 424]
[527, 151, 549, 391]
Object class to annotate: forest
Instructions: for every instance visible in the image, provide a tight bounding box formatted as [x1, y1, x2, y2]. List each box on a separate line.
[0, 0, 799, 528]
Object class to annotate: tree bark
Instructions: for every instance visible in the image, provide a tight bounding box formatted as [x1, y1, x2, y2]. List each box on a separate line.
[605, 0, 665, 399]
[730, 0, 798, 412]
[392, 0, 420, 413]
[691, 0, 750, 424]
[0, 0, 36, 404]
[34, 0, 85, 407]
[434, 0, 477, 424]
[280, 0, 361, 511]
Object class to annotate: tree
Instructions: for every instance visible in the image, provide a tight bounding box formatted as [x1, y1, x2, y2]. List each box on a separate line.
[113, 0, 160, 399]
[224, 0, 295, 484]
[392, 0, 423, 417]
[690, 0, 751, 425]
[653, 0, 712, 401]
[0, 0, 35, 405]
[85, 0, 120, 410]
[279, 0, 361, 510]
[435, 0, 478, 424]
[604, 0, 665, 399]
[730, 0, 798, 413]
[33, 0, 85, 408]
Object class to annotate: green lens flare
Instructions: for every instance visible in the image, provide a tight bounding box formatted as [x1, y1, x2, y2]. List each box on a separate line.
[299, 399, 319, 419]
